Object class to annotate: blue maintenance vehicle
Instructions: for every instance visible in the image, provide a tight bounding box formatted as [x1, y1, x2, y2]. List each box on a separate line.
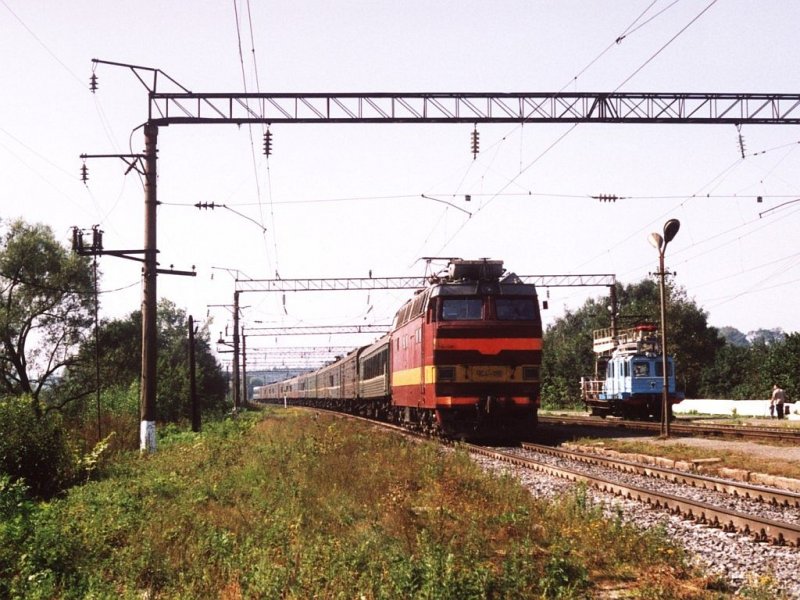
[580, 324, 683, 419]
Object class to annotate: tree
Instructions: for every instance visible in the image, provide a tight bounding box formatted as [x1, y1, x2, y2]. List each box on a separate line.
[747, 328, 785, 346]
[663, 285, 725, 398]
[541, 300, 607, 407]
[717, 326, 749, 347]
[699, 333, 800, 400]
[762, 332, 800, 401]
[698, 343, 757, 399]
[0, 220, 93, 415]
[0, 395, 77, 497]
[153, 300, 227, 421]
[62, 299, 227, 423]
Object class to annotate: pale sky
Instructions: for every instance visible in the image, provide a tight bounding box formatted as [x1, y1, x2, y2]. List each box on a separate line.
[3, 1, 800, 370]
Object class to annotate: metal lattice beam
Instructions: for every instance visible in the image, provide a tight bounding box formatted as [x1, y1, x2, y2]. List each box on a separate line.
[520, 274, 617, 287]
[245, 324, 391, 335]
[243, 347, 353, 357]
[237, 276, 427, 293]
[149, 92, 800, 126]
[235, 274, 616, 293]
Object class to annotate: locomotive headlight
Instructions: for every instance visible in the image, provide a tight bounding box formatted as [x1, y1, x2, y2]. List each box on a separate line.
[522, 367, 539, 381]
[437, 366, 456, 382]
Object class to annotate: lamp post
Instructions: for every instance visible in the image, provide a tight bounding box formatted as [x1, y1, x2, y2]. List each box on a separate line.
[648, 219, 680, 438]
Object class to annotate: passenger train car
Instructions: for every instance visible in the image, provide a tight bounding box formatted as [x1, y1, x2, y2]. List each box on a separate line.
[580, 324, 683, 419]
[254, 259, 542, 439]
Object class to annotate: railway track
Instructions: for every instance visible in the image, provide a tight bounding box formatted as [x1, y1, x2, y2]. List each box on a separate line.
[468, 442, 800, 546]
[539, 413, 800, 443]
[270, 404, 800, 594]
[283, 405, 800, 546]
[520, 442, 800, 509]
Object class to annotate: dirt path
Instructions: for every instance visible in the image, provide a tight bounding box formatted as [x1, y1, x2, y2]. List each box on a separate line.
[647, 436, 800, 466]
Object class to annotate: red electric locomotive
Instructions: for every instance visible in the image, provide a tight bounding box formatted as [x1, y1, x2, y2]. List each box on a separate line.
[389, 259, 542, 438]
[253, 259, 542, 440]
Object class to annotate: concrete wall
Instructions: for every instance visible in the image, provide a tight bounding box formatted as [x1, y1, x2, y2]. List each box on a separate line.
[674, 399, 800, 419]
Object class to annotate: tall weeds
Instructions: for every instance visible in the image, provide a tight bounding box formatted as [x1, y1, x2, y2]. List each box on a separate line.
[0, 409, 754, 598]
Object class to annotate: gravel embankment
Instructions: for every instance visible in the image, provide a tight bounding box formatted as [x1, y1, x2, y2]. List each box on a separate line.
[470, 451, 800, 597]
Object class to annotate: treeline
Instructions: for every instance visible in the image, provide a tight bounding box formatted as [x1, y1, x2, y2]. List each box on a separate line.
[0, 219, 227, 498]
[2, 218, 797, 499]
[542, 279, 798, 407]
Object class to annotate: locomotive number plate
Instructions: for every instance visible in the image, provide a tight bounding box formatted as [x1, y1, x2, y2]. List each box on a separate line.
[470, 367, 507, 381]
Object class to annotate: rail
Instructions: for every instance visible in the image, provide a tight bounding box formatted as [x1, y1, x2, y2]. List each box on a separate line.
[538, 414, 800, 443]
[266, 404, 800, 545]
[467, 443, 800, 546]
[521, 442, 800, 508]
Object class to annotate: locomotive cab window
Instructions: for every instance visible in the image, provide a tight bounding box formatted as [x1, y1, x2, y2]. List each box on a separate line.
[633, 361, 650, 377]
[654, 362, 673, 377]
[496, 298, 537, 320]
[441, 298, 482, 321]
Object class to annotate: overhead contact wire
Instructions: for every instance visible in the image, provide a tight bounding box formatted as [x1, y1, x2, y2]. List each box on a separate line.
[426, 1, 681, 259]
[231, 0, 279, 281]
[613, 0, 719, 92]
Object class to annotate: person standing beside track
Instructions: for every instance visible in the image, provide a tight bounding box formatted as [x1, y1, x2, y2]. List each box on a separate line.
[772, 384, 786, 419]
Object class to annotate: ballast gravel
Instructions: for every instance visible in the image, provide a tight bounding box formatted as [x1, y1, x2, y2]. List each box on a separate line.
[469, 451, 800, 598]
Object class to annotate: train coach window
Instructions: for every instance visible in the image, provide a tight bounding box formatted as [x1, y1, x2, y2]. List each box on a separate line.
[496, 298, 536, 320]
[441, 298, 482, 320]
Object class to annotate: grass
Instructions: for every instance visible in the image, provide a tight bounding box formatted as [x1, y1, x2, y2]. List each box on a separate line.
[0, 408, 781, 598]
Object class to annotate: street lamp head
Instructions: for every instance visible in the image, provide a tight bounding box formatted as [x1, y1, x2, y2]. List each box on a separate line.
[648, 232, 664, 251]
[663, 219, 680, 244]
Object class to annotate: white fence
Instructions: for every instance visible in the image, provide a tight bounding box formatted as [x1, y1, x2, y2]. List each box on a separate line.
[674, 399, 800, 420]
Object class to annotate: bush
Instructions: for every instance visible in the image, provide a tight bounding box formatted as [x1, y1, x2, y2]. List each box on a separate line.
[0, 396, 77, 498]
[83, 383, 140, 453]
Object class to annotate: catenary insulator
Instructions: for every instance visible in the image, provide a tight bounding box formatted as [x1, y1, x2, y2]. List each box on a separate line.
[71, 227, 82, 251]
[263, 130, 273, 156]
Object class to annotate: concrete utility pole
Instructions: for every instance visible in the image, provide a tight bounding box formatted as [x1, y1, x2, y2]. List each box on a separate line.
[140, 123, 159, 452]
[232, 291, 241, 412]
[189, 315, 200, 433]
[241, 329, 247, 407]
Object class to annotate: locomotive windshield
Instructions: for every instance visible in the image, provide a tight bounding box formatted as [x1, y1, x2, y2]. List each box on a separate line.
[496, 298, 537, 320]
[441, 297, 482, 320]
[633, 361, 650, 376]
[654, 361, 674, 377]
[440, 296, 538, 321]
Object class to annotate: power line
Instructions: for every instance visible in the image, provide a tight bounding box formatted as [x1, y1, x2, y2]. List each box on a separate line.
[232, 0, 277, 281]
[221, 191, 800, 207]
[1, 0, 84, 88]
[614, 0, 720, 92]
